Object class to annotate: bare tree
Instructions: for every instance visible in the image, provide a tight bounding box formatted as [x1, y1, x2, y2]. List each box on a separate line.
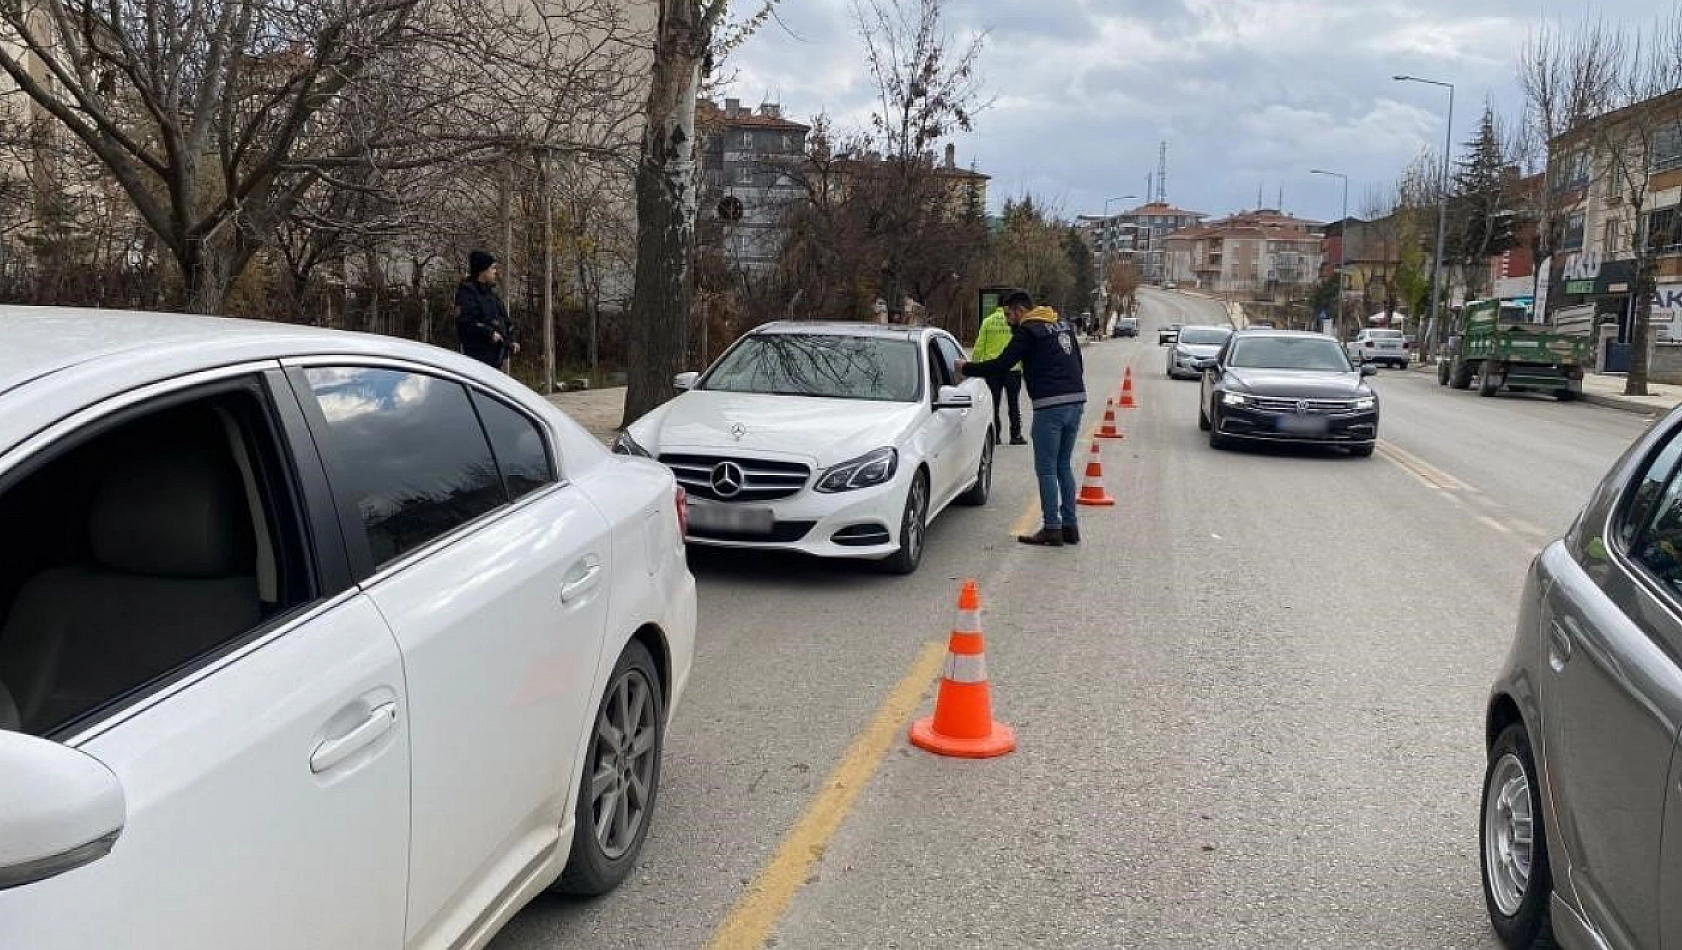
[1522, 13, 1682, 395]
[0, 0, 643, 314]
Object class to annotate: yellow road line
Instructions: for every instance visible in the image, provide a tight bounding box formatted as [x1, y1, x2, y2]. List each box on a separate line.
[702, 640, 949, 950]
[1377, 440, 1468, 492]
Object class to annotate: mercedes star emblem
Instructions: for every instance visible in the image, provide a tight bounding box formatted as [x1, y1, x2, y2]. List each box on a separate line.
[730, 422, 747, 441]
[710, 461, 746, 499]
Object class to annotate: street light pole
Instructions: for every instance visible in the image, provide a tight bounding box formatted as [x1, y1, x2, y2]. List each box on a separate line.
[1395, 74, 1455, 363]
[1100, 194, 1137, 324]
[1310, 169, 1349, 335]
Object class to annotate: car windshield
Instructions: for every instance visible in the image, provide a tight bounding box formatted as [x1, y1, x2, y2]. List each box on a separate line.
[699, 333, 921, 402]
[1178, 327, 1232, 345]
[1228, 336, 1352, 371]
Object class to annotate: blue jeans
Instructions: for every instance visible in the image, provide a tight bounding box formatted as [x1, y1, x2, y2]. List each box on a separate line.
[1030, 402, 1084, 529]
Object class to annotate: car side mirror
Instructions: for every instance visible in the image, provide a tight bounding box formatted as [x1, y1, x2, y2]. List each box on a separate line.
[1360, 364, 1379, 377]
[673, 372, 699, 391]
[1192, 358, 1217, 372]
[934, 385, 974, 410]
[0, 731, 125, 891]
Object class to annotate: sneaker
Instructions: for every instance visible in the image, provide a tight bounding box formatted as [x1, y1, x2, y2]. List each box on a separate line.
[1017, 528, 1064, 547]
[1062, 525, 1080, 545]
[1009, 435, 1028, 445]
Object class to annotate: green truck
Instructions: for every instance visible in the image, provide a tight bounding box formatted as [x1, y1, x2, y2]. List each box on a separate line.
[1437, 298, 1590, 400]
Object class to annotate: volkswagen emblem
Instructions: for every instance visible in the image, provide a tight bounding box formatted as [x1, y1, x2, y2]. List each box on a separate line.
[730, 422, 747, 441]
[1295, 400, 1309, 414]
[710, 461, 746, 499]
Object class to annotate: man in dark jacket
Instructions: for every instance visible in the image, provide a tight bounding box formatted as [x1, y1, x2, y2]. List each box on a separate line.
[957, 290, 1087, 547]
[456, 250, 518, 369]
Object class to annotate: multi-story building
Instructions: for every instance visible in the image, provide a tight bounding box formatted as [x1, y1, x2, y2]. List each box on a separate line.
[1078, 201, 1205, 282]
[697, 98, 811, 274]
[1163, 208, 1324, 298]
[1539, 88, 1682, 361]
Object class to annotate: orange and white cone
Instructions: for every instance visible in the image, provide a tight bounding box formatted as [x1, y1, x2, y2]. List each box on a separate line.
[910, 580, 1015, 759]
[1076, 441, 1116, 506]
[1119, 367, 1138, 409]
[1095, 398, 1126, 439]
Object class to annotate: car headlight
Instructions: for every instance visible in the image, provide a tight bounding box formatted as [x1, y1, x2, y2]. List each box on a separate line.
[1352, 396, 1376, 411]
[613, 430, 653, 458]
[1221, 391, 1250, 407]
[816, 447, 898, 493]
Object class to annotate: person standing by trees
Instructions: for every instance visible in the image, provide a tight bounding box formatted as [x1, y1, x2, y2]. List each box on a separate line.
[971, 302, 1026, 446]
[456, 251, 519, 371]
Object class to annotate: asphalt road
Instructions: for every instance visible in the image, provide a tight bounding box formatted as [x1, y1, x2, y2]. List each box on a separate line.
[491, 293, 1653, 950]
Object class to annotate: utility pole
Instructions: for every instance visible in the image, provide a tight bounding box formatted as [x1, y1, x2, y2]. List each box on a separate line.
[538, 147, 555, 394]
[1395, 74, 1455, 364]
[1311, 169, 1350, 338]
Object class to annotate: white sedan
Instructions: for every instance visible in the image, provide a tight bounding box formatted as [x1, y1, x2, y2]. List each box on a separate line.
[616, 322, 994, 574]
[0, 309, 695, 950]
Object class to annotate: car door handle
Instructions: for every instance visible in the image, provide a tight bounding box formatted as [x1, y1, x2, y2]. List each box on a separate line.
[561, 556, 604, 604]
[1549, 619, 1576, 669]
[310, 703, 397, 774]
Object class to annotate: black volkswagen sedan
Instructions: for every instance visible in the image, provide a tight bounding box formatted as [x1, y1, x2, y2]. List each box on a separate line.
[1194, 330, 1379, 456]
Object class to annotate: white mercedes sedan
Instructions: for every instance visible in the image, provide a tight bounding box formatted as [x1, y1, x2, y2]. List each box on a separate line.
[615, 322, 994, 574]
[0, 309, 695, 950]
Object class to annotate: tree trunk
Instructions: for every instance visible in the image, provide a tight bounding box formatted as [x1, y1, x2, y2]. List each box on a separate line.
[621, 3, 705, 428]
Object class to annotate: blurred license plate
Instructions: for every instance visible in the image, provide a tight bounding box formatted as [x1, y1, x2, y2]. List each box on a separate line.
[688, 501, 774, 534]
[1277, 415, 1329, 435]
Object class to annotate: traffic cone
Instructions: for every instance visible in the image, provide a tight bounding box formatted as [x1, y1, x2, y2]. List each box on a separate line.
[1076, 441, 1116, 506]
[1119, 367, 1138, 408]
[1095, 398, 1126, 439]
[910, 581, 1015, 759]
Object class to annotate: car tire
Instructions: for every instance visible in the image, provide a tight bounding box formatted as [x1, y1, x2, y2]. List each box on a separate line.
[956, 437, 993, 506]
[1349, 443, 1375, 458]
[1479, 363, 1502, 397]
[1451, 360, 1475, 390]
[557, 640, 665, 896]
[1198, 403, 1211, 431]
[1439, 361, 1452, 386]
[1555, 388, 1577, 402]
[881, 471, 929, 575]
[1399, 362, 1410, 371]
[1481, 722, 1554, 950]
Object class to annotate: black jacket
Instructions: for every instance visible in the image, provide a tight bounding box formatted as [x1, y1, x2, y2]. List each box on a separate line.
[962, 309, 1085, 409]
[455, 280, 514, 366]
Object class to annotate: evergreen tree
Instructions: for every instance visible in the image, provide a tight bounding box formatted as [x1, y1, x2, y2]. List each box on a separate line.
[1448, 104, 1519, 299]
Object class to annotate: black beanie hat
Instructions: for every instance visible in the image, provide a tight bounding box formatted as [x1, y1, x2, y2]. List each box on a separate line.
[469, 250, 497, 278]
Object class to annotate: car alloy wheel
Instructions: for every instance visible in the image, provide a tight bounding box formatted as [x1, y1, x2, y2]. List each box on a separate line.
[1480, 723, 1553, 948]
[882, 472, 928, 574]
[558, 641, 664, 895]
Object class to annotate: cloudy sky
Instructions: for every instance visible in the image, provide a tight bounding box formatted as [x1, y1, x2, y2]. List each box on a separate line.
[723, 0, 1667, 224]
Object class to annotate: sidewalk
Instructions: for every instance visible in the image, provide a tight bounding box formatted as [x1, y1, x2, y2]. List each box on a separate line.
[546, 386, 626, 444]
[1405, 364, 1682, 416]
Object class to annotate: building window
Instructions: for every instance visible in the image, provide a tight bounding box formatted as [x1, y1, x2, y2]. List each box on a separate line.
[1645, 206, 1681, 254]
[1552, 150, 1590, 192]
[1605, 217, 1623, 254]
[1653, 123, 1682, 173]
[739, 131, 753, 149]
[735, 167, 752, 185]
[1562, 211, 1586, 251]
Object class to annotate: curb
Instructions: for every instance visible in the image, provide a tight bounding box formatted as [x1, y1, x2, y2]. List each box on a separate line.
[1400, 363, 1674, 416]
[1580, 392, 1672, 417]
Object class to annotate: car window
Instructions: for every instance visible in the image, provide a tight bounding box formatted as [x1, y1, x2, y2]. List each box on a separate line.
[1619, 435, 1682, 552]
[698, 334, 921, 402]
[1178, 327, 1232, 345]
[471, 390, 557, 501]
[929, 339, 958, 392]
[1630, 476, 1682, 596]
[1229, 337, 1352, 371]
[0, 385, 314, 737]
[934, 335, 965, 373]
[304, 367, 506, 567]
